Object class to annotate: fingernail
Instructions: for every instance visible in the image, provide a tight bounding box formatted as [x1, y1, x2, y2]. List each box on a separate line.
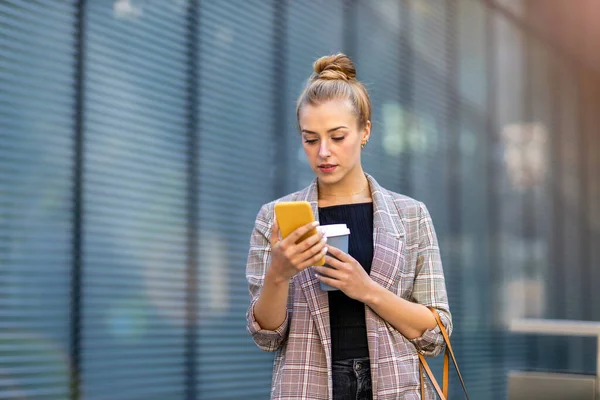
[321, 237, 327, 243]
[322, 247, 328, 254]
[312, 221, 319, 227]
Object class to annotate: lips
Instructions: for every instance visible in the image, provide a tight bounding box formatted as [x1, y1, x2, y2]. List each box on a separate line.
[318, 164, 337, 173]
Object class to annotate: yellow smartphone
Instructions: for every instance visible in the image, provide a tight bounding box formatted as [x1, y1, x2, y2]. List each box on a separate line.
[274, 201, 325, 266]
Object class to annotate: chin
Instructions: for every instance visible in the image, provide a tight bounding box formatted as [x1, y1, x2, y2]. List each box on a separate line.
[314, 169, 344, 185]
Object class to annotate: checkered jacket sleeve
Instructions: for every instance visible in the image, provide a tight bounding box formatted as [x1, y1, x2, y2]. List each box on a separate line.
[245, 203, 291, 352]
[408, 202, 453, 357]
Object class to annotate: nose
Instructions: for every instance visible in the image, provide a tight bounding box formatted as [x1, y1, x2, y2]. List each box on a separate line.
[318, 140, 331, 158]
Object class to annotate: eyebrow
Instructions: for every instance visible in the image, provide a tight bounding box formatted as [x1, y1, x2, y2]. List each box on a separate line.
[301, 126, 349, 134]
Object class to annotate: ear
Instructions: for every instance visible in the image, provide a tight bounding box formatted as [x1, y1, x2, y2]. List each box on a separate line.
[362, 120, 371, 142]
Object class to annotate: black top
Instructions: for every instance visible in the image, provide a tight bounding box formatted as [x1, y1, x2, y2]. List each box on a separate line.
[318, 202, 374, 361]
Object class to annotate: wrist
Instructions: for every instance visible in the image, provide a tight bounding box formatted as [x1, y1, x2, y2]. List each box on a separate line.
[265, 265, 290, 286]
[362, 279, 383, 306]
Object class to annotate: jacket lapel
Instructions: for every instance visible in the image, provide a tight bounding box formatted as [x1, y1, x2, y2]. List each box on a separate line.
[292, 180, 332, 367]
[367, 174, 405, 291]
[365, 174, 405, 399]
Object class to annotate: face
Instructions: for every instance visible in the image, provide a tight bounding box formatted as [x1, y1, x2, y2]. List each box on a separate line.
[298, 99, 370, 186]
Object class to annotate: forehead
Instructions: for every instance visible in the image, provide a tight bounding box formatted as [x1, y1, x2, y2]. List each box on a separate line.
[299, 99, 357, 131]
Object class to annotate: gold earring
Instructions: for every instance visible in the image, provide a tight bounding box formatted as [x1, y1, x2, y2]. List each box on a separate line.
[361, 139, 368, 149]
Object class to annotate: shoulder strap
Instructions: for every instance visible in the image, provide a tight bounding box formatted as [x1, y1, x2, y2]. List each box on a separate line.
[419, 308, 470, 399]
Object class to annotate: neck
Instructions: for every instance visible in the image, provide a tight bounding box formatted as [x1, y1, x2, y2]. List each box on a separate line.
[318, 167, 369, 199]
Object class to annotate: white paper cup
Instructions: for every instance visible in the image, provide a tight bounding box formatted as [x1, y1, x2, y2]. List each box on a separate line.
[316, 224, 350, 291]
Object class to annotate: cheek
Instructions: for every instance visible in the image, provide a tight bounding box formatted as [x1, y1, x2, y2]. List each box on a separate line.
[302, 143, 317, 158]
[340, 140, 360, 158]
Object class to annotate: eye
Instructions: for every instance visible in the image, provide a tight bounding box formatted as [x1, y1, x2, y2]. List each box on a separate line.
[304, 139, 318, 144]
[332, 136, 345, 142]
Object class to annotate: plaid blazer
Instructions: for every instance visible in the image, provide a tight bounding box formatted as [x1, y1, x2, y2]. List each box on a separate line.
[246, 174, 452, 399]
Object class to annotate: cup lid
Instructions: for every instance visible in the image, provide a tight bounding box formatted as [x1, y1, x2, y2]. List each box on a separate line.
[318, 224, 350, 236]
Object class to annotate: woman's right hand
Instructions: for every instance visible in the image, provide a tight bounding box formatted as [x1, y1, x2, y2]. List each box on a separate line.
[268, 219, 328, 281]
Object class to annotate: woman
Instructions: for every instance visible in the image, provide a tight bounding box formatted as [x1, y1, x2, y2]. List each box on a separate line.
[246, 53, 451, 400]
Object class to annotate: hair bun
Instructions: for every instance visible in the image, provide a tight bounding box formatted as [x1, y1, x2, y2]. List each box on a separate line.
[312, 53, 356, 81]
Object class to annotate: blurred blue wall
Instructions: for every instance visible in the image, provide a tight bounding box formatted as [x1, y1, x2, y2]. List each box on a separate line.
[1, 1, 599, 399]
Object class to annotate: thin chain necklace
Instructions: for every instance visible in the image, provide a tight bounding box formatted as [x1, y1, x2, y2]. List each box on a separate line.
[319, 182, 369, 198]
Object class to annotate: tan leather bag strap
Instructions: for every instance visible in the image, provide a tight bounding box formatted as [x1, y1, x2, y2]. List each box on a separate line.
[443, 347, 449, 396]
[419, 308, 470, 399]
[419, 352, 445, 398]
[419, 350, 451, 399]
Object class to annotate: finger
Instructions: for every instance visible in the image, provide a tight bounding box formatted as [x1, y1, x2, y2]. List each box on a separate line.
[313, 265, 343, 280]
[289, 231, 325, 262]
[295, 229, 325, 253]
[315, 271, 341, 289]
[297, 246, 328, 270]
[270, 218, 281, 247]
[286, 221, 319, 245]
[287, 228, 325, 266]
[296, 241, 327, 267]
[325, 245, 351, 262]
[324, 255, 347, 271]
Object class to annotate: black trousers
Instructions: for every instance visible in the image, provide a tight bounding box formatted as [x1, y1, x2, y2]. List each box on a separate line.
[332, 357, 373, 400]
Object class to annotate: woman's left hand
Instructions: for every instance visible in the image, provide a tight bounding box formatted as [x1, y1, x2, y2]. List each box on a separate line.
[313, 245, 376, 303]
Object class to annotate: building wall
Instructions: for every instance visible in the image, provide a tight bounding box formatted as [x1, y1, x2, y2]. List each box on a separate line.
[1, 1, 598, 399]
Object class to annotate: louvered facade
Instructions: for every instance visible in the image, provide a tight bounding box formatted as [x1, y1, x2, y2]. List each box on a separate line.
[1, 1, 598, 399]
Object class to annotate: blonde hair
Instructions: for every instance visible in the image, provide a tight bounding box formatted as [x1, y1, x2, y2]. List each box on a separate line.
[296, 53, 372, 130]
